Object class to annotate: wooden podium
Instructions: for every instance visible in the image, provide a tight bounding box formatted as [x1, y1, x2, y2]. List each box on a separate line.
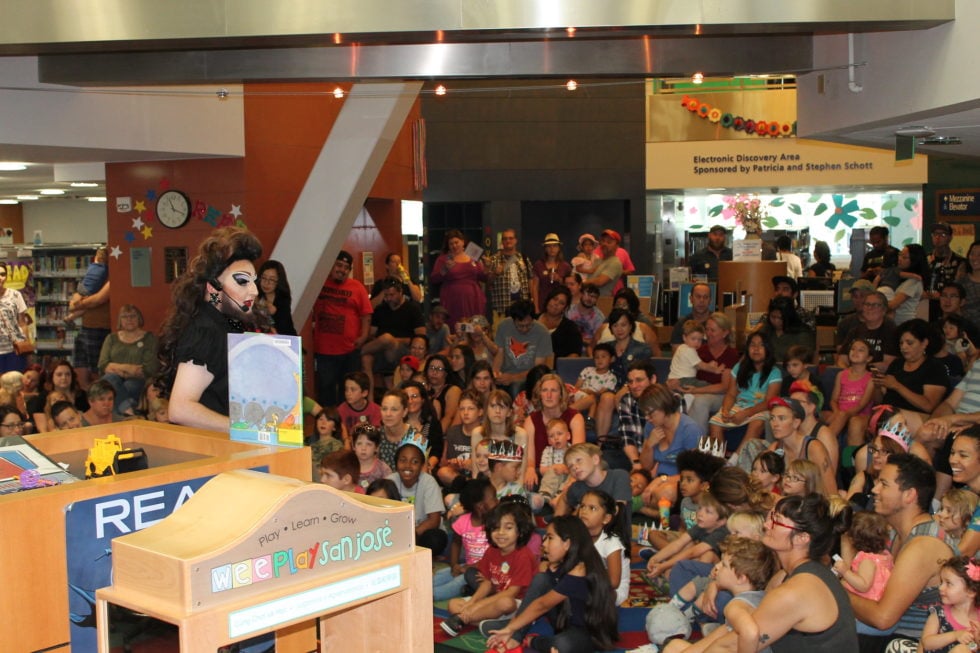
[0, 421, 310, 653]
[717, 260, 788, 313]
[95, 470, 431, 652]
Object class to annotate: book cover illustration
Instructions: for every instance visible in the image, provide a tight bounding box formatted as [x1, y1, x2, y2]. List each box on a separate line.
[227, 332, 303, 447]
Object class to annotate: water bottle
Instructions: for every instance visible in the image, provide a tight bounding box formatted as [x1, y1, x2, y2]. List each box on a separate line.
[658, 496, 671, 531]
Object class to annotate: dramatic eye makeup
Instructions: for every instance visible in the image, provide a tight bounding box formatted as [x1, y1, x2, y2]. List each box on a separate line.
[232, 272, 256, 286]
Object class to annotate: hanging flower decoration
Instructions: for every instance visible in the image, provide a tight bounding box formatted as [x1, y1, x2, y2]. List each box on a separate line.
[726, 194, 767, 237]
[679, 96, 795, 137]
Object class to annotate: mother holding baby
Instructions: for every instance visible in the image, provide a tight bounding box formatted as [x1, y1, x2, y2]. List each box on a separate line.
[680, 313, 739, 433]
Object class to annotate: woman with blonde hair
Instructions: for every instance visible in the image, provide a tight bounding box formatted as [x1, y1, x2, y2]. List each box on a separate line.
[683, 312, 739, 432]
[98, 304, 159, 415]
[523, 373, 585, 487]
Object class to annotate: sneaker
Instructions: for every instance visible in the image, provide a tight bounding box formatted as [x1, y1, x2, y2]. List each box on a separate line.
[441, 614, 465, 637]
[479, 618, 510, 638]
[585, 416, 596, 431]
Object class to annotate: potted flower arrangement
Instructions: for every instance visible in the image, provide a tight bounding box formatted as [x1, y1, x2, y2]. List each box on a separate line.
[726, 194, 765, 238]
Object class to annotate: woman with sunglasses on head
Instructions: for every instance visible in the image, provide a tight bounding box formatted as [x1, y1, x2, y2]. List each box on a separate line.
[713, 493, 857, 653]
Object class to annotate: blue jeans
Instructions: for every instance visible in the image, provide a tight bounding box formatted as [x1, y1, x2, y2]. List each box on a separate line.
[102, 373, 144, 414]
[433, 566, 469, 602]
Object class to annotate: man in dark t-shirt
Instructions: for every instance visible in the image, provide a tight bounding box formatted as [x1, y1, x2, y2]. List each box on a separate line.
[838, 291, 898, 369]
[361, 277, 425, 381]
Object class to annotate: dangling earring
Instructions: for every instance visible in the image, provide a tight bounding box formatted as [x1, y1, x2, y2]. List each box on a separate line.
[209, 291, 221, 307]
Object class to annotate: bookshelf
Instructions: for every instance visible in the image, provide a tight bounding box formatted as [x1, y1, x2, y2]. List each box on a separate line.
[31, 243, 102, 362]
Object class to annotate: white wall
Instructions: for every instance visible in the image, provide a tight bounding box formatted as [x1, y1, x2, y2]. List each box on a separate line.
[22, 200, 107, 244]
[798, 0, 977, 135]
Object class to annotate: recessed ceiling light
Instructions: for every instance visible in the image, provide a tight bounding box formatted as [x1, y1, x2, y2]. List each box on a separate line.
[70, 182, 99, 188]
[16, 195, 38, 200]
[0, 162, 27, 171]
[87, 196, 107, 202]
[0, 199, 18, 205]
[39, 189, 65, 195]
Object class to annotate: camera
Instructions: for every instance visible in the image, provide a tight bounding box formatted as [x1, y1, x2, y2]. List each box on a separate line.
[459, 322, 475, 333]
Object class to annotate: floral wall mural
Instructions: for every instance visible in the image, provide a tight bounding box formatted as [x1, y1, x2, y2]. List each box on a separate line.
[676, 190, 922, 256]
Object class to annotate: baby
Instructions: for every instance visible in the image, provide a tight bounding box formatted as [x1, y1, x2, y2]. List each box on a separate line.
[539, 418, 572, 504]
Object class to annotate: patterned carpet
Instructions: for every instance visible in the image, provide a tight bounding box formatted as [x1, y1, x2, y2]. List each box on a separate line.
[433, 563, 665, 653]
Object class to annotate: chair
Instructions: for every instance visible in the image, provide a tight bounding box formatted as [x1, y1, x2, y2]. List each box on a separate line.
[555, 357, 591, 386]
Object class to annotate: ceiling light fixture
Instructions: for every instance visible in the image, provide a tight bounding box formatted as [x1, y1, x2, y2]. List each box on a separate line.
[0, 162, 27, 171]
[39, 189, 65, 195]
[87, 196, 107, 202]
[70, 182, 99, 188]
[333, 87, 344, 99]
[566, 27, 576, 37]
[434, 84, 447, 96]
[0, 199, 18, 205]
[691, 72, 704, 84]
[566, 80, 578, 91]
[16, 195, 38, 200]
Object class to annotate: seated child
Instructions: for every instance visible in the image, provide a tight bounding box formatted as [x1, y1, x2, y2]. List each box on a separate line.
[393, 354, 422, 388]
[434, 477, 498, 601]
[631, 468, 658, 519]
[937, 488, 978, 553]
[661, 536, 779, 653]
[708, 332, 781, 445]
[338, 372, 381, 441]
[50, 399, 82, 430]
[352, 423, 392, 491]
[365, 478, 400, 501]
[66, 246, 108, 322]
[440, 500, 537, 637]
[779, 345, 823, 397]
[645, 449, 726, 553]
[668, 320, 718, 389]
[386, 432, 446, 551]
[570, 342, 619, 428]
[749, 451, 784, 496]
[309, 406, 344, 478]
[538, 417, 572, 503]
[147, 396, 169, 423]
[918, 555, 980, 653]
[319, 450, 363, 494]
[438, 388, 484, 490]
[487, 440, 544, 512]
[578, 488, 631, 606]
[556, 442, 633, 551]
[646, 490, 730, 589]
[941, 314, 974, 373]
[833, 511, 893, 600]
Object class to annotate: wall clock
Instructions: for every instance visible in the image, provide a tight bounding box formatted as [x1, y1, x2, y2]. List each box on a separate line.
[156, 189, 191, 228]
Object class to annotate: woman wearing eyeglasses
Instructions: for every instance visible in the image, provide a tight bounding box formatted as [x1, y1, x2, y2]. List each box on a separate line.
[0, 404, 28, 438]
[255, 260, 296, 336]
[425, 354, 461, 433]
[716, 493, 857, 653]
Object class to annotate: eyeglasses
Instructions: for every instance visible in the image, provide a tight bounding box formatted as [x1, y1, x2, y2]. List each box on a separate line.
[867, 444, 885, 455]
[0, 421, 24, 430]
[428, 367, 446, 373]
[260, 276, 278, 283]
[783, 474, 805, 483]
[766, 510, 801, 532]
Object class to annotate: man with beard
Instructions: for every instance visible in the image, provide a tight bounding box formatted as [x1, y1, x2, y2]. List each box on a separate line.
[361, 276, 425, 392]
[313, 250, 373, 407]
[157, 226, 263, 430]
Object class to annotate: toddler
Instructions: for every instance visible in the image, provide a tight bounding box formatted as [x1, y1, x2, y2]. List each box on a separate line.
[538, 418, 572, 503]
[668, 320, 717, 388]
[570, 342, 619, 428]
[833, 511, 893, 600]
[919, 556, 980, 653]
[319, 449, 362, 493]
[147, 397, 169, 423]
[66, 246, 108, 322]
[646, 490, 731, 583]
[937, 488, 978, 553]
[309, 406, 344, 477]
[645, 449, 726, 552]
[942, 314, 976, 371]
[351, 423, 392, 491]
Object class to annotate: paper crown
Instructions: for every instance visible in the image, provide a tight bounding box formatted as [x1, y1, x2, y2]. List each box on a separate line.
[697, 436, 727, 459]
[396, 430, 429, 457]
[878, 420, 912, 452]
[487, 440, 524, 462]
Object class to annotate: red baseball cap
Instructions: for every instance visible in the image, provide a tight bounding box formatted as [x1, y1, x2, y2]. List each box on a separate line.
[601, 229, 622, 243]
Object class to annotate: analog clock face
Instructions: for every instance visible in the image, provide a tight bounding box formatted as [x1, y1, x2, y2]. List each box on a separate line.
[156, 190, 191, 228]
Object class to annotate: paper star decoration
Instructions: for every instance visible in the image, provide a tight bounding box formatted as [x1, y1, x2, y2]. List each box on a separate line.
[109, 246, 123, 259]
[131, 216, 145, 230]
[229, 204, 242, 218]
[124, 232, 136, 243]
[141, 225, 153, 240]
[145, 189, 157, 201]
[134, 200, 146, 214]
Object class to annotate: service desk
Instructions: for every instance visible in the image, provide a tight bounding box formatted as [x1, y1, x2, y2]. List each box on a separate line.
[1, 420, 311, 653]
